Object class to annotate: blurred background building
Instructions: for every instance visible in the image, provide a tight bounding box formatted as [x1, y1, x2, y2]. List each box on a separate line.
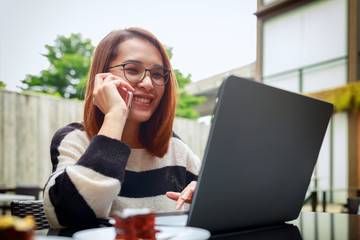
[256, 0, 358, 206]
[187, 0, 359, 209]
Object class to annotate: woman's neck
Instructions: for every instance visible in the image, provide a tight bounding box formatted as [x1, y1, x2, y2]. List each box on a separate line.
[121, 121, 143, 149]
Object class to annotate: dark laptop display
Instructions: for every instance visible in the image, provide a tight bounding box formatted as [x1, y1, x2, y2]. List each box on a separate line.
[158, 75, 333, 233]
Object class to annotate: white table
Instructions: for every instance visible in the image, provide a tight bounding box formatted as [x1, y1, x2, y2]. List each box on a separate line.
[0, 193, 35, 202]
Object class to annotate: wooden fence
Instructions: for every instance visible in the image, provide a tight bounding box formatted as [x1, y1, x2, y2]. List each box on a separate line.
[0, 89, 209, 188]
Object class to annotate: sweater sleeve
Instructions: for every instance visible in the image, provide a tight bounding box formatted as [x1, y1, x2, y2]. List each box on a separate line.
[43, 123, 131, 228]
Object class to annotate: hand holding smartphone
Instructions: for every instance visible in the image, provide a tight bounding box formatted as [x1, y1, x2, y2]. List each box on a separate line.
[119, 87, 133, 118]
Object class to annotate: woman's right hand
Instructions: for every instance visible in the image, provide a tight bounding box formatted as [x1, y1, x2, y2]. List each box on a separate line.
[93, 73, 134, 116]
[93, 73, 134, 140]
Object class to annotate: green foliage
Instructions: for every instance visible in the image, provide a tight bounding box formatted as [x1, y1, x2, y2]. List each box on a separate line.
[307, 81, 360, 113]
[165, 46, 207, 119]
[21, 33, 94, 99]
[176, 91, 207, 119]
[0, 81, 5, 88]
[174, 70, 206, 119]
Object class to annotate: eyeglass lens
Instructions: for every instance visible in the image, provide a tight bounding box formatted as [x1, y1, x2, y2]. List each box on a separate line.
[123, 63, 169, 85]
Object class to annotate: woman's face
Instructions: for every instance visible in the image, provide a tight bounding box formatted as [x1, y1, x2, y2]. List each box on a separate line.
[108, 37, 166, 123]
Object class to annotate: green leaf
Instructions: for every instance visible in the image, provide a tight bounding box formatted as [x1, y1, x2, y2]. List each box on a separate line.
[0, 81, 6, 88]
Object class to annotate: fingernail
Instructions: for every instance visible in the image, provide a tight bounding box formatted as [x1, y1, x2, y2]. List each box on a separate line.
[176, 204, 181, 210]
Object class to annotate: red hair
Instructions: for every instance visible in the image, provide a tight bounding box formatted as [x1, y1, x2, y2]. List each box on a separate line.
[83, 28, 178, 157]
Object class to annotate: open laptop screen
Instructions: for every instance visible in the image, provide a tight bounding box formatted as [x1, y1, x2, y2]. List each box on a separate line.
[186, 76, 333, 233]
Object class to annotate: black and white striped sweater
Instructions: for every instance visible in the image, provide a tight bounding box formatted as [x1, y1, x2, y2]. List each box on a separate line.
[43, 122, 200, 228]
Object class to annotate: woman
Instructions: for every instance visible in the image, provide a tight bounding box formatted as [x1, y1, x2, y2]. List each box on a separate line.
[43, 27, 200, 228]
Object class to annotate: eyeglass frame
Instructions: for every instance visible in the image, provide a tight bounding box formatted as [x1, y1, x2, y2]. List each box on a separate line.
[107, 62, 171, 86]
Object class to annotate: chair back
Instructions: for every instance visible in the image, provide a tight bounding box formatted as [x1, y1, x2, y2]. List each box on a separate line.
[15, 185, 41, 200]
[10, 200, 50, 230]
[347, 197, 360, 214]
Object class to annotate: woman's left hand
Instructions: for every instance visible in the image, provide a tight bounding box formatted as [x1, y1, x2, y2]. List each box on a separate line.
[166, 181, 197, 210]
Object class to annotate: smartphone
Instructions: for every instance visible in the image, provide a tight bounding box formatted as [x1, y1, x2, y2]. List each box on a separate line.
[119, 87, 133, 118]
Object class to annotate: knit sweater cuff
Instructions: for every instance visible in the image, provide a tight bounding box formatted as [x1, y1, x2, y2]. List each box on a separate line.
[76, 135, 131, 182]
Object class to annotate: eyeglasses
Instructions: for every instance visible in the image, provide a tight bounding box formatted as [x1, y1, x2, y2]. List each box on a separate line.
[108, 62, 170, 86]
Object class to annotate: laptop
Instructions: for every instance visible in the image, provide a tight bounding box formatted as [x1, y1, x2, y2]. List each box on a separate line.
[156, 75, 333, 233]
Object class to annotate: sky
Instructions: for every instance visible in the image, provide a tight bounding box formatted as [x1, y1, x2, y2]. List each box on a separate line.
[0, 0, 257, 91]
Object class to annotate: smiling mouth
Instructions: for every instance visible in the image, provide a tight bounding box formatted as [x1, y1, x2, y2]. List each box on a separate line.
[133, 96, 151, 104]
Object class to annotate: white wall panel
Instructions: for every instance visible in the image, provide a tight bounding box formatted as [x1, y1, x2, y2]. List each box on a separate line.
[316, 126, 331, 190]
[263, 72, 299, 92]
[263, 0, 347, 77]
[332, 112, 348, 203]
[263, 12, 302, 76]
[303, 59, 347, 93]
[318, 213, 332, 240]
[334, 214, 349, 239]
[302, 0, 347, 65]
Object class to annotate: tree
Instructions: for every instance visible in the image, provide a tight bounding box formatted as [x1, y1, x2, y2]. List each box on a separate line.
[165, 47, 206, 119]
[21, 33, 94, 99]
[0, 81, 5, 89]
